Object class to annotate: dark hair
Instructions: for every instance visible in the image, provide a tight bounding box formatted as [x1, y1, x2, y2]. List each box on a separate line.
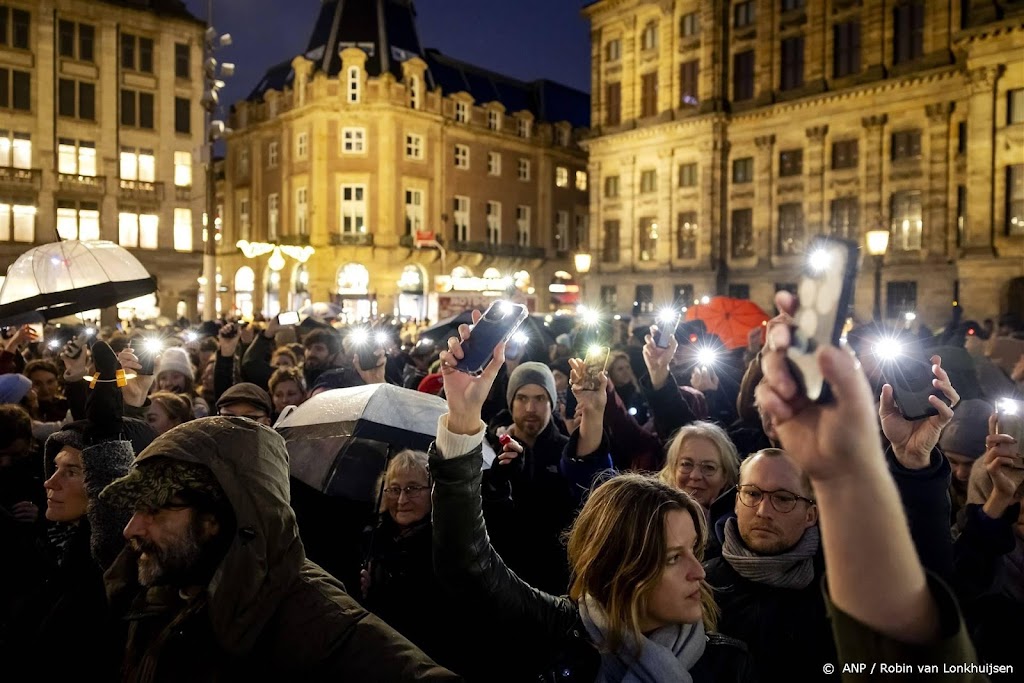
[24, 359, 60, 380]
[0, 404, 32, 448]
[303, 328, 341, 356]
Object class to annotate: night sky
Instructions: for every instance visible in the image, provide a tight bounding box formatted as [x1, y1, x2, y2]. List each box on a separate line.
[181, 0, 592, 115]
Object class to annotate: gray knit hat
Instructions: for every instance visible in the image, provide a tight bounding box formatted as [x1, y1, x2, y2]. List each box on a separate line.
[506, 362, 557, 408]
[938, 399, 992, 460]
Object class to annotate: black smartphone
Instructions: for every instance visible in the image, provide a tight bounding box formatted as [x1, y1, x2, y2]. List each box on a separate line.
[131, 338, 162, 375]
[786, 236, 860, 403]
[455, 301, 529, 376]
[654, 311, 681, 349]
[883, 351, 949, 421]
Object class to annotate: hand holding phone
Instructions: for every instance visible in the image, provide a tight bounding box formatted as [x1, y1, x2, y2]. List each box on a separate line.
[454, 301, 528, 376]
[654, 310, 681, 349]
[995, 398, 1024, 466]
[579, 345, 610, 391]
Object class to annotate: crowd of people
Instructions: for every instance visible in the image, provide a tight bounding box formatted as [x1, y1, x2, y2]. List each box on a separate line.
[0, 301, 1021, 681]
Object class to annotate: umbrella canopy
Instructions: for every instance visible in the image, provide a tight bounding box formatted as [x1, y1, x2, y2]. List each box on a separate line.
[685, 296, 769, 350]
[0, 240, 156, 325]
[275, 383, 494, 500]
[299, 301, 344, 320]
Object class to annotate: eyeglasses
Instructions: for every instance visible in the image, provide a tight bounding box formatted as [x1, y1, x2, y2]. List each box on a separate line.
[383, 484, 430, 499]
[219, 410, 268, 421]
[737, 485, 815, 513]
[677, 459, 720, 477]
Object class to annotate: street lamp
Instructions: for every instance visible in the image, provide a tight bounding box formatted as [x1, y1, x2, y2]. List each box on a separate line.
[573, 252, 591, 311]
[865, 228, 890, 322]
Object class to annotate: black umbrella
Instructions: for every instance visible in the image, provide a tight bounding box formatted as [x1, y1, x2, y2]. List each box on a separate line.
[0, 240, 156, 325]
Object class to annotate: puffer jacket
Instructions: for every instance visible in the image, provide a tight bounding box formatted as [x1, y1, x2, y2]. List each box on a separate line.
[103, 417, 457, 682]
[428, 442, 755, 683]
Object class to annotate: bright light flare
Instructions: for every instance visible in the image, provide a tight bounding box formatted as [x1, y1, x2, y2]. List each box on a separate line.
[184, 331, 199, 342]
[374, 331, 390, 345]
[587, 344, 604, 358]
[808, 248, 831, 273]
[85, 327, 96, 337]
[582, 309, 601, 326]
[349, 328, 370, 345]
[657, 308, 678, 324]
[872, 337, 904, 361]
[696, 346, 718, 367]
[904, 312, 917, 322]
[512, 332, 529, 345]
[143, 338, 163, 354]
[48, 340, 60, 349]
[997, 398, 1018, 416]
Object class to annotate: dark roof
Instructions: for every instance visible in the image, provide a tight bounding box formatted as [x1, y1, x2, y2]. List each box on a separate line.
[97, 0, 202, 23]
[246, 0, 589, 127]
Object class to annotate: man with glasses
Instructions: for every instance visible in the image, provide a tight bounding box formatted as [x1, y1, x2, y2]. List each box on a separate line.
[215, 382, 273, 426]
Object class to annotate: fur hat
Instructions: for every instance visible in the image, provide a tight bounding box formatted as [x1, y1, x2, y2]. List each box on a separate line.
[156, 347, 194, 379]
[100, 456, 225, 512]
[506, 362, 557, 408]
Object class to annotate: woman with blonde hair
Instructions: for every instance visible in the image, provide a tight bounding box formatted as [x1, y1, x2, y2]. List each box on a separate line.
[659, 421, 740, 512]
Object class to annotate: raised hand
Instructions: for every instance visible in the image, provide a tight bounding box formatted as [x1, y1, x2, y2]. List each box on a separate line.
[117, 347, 155, 408]
[568, 357, 608, 415]
[643, 325, 677, 390]
[690, 365, 720, 393]
[982, 413, 1024, 519]
[218, 323, 241, 357]
[4, 324, 37, 352]
[353, 349, 386, 385]
[439, 310, 505, 435]
[879, 355, 959, 469]
[61, 337, 91, 381]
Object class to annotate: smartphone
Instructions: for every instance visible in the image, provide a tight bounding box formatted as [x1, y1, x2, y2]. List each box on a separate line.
[277, 311, 300, 326]
[580, 345, 611, 390]
[130, 338, 161, 375]
[654, 313, 681, 349]
[883, 352, 950, 421]
[28, 322, 44, 341]
[786, 236, 860, 403]
[996, 398, 1024, 466]
[356, 330, 388, 371]
[455, 301, 529, 376]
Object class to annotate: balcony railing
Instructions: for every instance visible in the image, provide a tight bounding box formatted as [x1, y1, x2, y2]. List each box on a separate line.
[278, 233, 311, 246]
[0, 166, 41, 190]
[329, 232, 374, 246]
[449, 241, 545, 259]
[58, 174, 106, 194]
[119, 179, 165, 202]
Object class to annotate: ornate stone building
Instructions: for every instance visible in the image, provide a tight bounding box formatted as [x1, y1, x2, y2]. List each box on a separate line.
[0, 0, 209, 320]
[217, 0, 589, 322]
[582, 0, 1024, 325]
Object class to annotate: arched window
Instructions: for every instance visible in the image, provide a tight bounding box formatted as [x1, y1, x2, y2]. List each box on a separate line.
[336, 262, 370, 293]
[234, 266, 255, 319]
[641, 21, 658, 51]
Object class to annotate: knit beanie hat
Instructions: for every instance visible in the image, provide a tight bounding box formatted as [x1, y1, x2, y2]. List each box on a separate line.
[0, 373, 32, 404]
[156, 347, 194, 379]
[506, 362, 557, 408]
[100, 456, 226, 511]
[938, 399, 992, 460]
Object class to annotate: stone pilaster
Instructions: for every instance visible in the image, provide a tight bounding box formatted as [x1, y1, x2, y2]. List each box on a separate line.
[861, 114, 888, 233]
[925, 102, 954, 257]
[805, 125, 829, 235]
[963, 65, 1003, 255]
[754, 134, 775, 261]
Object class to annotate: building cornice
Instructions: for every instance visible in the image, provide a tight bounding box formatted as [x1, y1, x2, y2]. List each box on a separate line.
[952, 17, 1024, 45]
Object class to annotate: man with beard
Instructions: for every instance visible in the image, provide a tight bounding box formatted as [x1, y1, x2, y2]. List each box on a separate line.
[939, 398, 991, 529]
[302, 328, 345, 387]
[99, 417, 457, 680]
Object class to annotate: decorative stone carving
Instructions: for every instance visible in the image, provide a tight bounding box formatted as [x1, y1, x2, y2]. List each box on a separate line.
[755, 134, 776, 149]
[925, 101, 954, 123]
[966, 65, 1003, 94]
[861, 114, 888, 129]
[806, 125, 829, 142]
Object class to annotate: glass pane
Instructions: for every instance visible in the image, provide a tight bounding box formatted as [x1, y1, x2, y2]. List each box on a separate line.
[120, 151, 137, 180]
[56, 207, 78, 240]
[79, 145, 96, 177]
[58, 142, 77, 174]
[79, 209, 100, 241]
[138, 152, 155, 182]
[11, 205, 32, 242]
[140, 214, 159, 249]
[119, 212, 139, 247]
[0, 204, 9, 240]
[174, 208, 193, 251]
[12, 136, 30, 169]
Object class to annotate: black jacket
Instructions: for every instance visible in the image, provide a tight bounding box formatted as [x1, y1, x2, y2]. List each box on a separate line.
[429, 443, 755, 683]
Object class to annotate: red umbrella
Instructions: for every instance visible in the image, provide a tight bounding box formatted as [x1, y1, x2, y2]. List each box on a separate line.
[685, 296, 769, 349]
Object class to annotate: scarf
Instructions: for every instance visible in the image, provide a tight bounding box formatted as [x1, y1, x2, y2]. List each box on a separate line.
[47, 522, 80, 567]
[578, 594, 706, 683]
[721, 517, 820, 589]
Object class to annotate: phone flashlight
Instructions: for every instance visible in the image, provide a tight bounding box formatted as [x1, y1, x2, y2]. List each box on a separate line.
[872, 338, 904, 361]
[582, 309, 601, 327]
[350, 328, 370, 345]
[696, 347, 718, 367]
[588, 344, 604, 358]
[144, 338, 164, 354]
[85, 327, 96, 337]
[657, 308, 678, 324]
[374, 331, 390, 346]
[807, 248, 831, 273]
[185, 331, 199, 342]
[998, 398, 1019, 416]
[48, 340, 61, 349]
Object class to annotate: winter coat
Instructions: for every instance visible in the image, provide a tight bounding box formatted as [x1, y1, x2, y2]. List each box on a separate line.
[104, 417, 456, 682]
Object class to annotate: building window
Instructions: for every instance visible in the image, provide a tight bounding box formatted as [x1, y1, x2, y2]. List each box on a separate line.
[556, 166, 569, 187]
[676, 212, 697, 259]
[641, 21, 658, 51]
[606, 39, 621, 62]
[121, 90, 155, 129]
[1008, 89, 1024, 125]
[777, 203, 805, 255]
[408, 74, 420, 110]
[340, 185, 367, 234]
[174, 98, 191, 134]
[673, 284, 694, 307]
[833, 21, 861, 78]
[267, 194, 279, 240]
[58, 139, 97, 177]
[731, 208, 754, 258]
[121, 34, 154, 73]
[733, 51, 755, 101]
[1007, 164, 1024, 235]
[1, 7, 30, 49]
[605, 175, 620, 198]
[679, 163, 698, 187]
[601, 286, 618, 308]
[892, 130, 922, 160]
[728, 284, 751, 300]
[118, 210, 159, 249]
[454, 144, 470, 169]
[832, 139, 859, 169]
[575, 170, 588, 191]
[638, 217, 659, 261]
[237, 147, 249, 176]
[120, 147, 155, 182]
[606, 82, 621, 126]
[0, 131, 31, 169]
[893, 2, 924, 65]
[296, 187, 308, 235]
[780, 36, 805, 91]
[296, 132, 308, 160]
[486, 201, 501, 244]
[455, 101, 468, 123]
[59, 21, 94, 62]
[886, 281, 917, 319]
[679, 60, 699, 107]
[518, 118, 531, 139]
[957, 121, 967, 154]
[406, 133, 424, 160]
[602, 220, 620, 262]
[172, 151, 191, 187]
[517, 158, 531, 181]
[555, 127, 570, 147]
[347, 66, 361, 103]
[634, 285, 655, 316]
[487, 151, 501, 176]
[342, 127, 366, 154]
[487, 110, 501, 131]
[453, 196, 470, 242]
[779, 149, 803, 177]
[640, 169, 657, 193]
[641, 72, 658, 117]
[173, 208, 193, 252]
[829, 197, 860, 240]
[0, 202, 35, 242]
[734, 1, 755, 28]
[956, 184, 966, 246]
[891, 190, 923, 250]
[405, 189, 424, 236]
[175, 43, 190, 79]
[554, 210, 569, 251]
[680, 12, 700, 38]
[239, 198, 250, 240]
[56, 200, 100, 241]
[574, 213, 588, 249]
[782, 0, 805, 10]
[732, 157, 754, 183]
[516, 205, 530, 246]
[58, 79, 95, 120]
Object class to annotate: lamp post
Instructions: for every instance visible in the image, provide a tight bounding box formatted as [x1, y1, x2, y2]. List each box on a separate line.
[200, 0, 233, 320]
[865, 228, 890, 322]
[573, 251, 592, 311]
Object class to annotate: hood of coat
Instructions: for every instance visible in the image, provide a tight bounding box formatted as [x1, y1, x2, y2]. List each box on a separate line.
[105, 416, 304, 656]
